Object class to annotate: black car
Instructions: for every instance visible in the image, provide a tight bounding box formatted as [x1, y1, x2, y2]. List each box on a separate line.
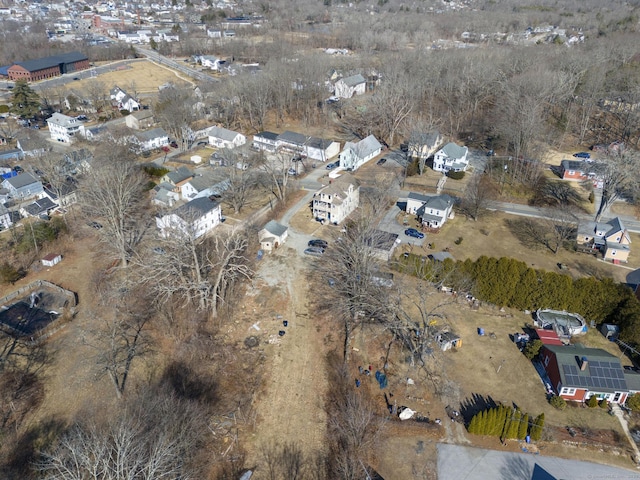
[308, 239, 328, 249]
[376, 158, 387, 166]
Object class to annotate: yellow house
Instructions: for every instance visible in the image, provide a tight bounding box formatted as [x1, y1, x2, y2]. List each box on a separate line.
[577, 217, 631, 263]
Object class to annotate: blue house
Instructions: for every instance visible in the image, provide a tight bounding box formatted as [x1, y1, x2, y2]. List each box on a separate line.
[2, 172, 44, 200]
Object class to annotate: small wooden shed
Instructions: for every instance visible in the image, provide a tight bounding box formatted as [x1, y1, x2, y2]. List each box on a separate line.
[258, 220, 288, 252]
[42, 253, 62, 267]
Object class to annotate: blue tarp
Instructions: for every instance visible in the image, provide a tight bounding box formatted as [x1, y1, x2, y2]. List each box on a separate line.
[1, 171, 17, 180]
[375, 370, 388, 389]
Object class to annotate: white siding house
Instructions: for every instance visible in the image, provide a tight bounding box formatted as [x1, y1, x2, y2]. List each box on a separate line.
[133, 128, 169, 151]
[156, 196, 222, 239]
[334, 74, 367, 99]
[338, 135, 382, 171]
[208, 126, 246, 149]
[47, 113, 82, 143]
[312, 173, 360, 224]
[407, 193, 455, 229]
[432, 142, 469, 173]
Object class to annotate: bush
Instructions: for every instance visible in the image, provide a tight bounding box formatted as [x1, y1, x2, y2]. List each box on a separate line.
[0, 262, 25, 284]
[0, 104, 9, 113]
[599, 399, 609, 409]
[549, 395, 567, 410]
[454, 237, 463, 245]
[143, 165, 170, 177]
[587, 396, 599, 408]
[447, 170, 465, 180]
[120, 109, 130, 116]
[627, 393, 640, 412]
[588, 191, 595, 204]
[523, 339, 543, 360]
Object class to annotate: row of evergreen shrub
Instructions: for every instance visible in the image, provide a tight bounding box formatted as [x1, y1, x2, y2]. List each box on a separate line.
[467, 405, 544, 441]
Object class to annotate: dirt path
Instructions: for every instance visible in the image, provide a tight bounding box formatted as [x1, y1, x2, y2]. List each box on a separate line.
[248, 248, 328, 467]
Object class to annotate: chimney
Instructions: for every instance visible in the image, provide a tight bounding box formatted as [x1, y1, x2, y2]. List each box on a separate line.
[580, 356, 588, 371]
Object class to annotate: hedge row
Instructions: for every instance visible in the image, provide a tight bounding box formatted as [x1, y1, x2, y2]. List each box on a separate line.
[467, 405, 544, 441]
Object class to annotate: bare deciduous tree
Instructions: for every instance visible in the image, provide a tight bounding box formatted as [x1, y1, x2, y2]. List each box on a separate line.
[217, 150, 259, 214]
[460, 173, 494, 221]
[592, 148, 640, 221]
[155, 85, 198, 151]
[79, 152, 150, 267]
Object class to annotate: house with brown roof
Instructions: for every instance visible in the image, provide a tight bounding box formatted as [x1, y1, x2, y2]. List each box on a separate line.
[312, 173, 359, 225]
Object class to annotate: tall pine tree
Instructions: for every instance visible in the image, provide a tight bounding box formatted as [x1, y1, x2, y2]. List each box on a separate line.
[9, 79, 41, 118]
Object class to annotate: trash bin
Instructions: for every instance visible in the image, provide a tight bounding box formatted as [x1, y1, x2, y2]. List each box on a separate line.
[478, 328, 485, 336]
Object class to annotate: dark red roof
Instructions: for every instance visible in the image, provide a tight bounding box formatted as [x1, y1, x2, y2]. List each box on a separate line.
[536, 329, 563, 346]
[42, 253, 60, 261]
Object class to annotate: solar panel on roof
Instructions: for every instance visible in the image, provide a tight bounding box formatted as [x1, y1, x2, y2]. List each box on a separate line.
[590, 360, 600, 367]
[579, 377, 589, 387]
[606, 378, 613, 389]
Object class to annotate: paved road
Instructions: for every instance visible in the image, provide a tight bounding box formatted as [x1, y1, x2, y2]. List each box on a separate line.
[133, 46, 215, 83]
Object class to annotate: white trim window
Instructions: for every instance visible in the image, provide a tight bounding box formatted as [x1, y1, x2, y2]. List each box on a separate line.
[561, 387, 576, 396]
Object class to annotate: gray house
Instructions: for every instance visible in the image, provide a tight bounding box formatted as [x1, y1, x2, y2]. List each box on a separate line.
[2, 172, 44, 200]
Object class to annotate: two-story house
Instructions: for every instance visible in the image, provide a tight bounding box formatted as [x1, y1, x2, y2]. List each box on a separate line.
[251, 130, 340, 161]
[406, 192, 454, 229]
[312, 173, 360, 225]
[47, 113, 82, 143]
[252, 131, 281, 152]
[338, 135, 382, 171]
[2, 172, 44, 200]
[576, 216, 631, 263]
[180, 172, 228, 201]
[156, 196, 222, 239]
[125, 110, 154, 130]
[406, 131, 443, 159]
[208, 126, 246, 149]
[432, 142, 469, 173]
[110, 86, 140, 112]
[162, 166, 194, 192]
[334, 74, 367, 99]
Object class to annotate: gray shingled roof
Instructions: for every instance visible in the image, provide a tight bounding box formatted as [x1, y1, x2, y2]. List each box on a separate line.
[5, 172, 40, 189]
[440, 142, 467, 159]
[175, 196, 219, 218]
[263, 220, 287, 237]
[165, 167, 193, 185]
[345, 135, 381, 159]
[560, 159, 589, 171]
[47, 112, 78, 128]
[209, 126, 242, 142]
[11, 51, 87, 73]
[278, 130, 307, 145]
[340, 74, 366, 87]
[135, 128, 168, 142]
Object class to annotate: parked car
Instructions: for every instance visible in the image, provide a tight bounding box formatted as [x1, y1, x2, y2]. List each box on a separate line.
[87, 221, 103, 229]
[486, 149, 496, 156]
[287, 168, 298, 176]
[304, 247, 324, 257]
[376, 158, 387, 166]
[170, 141, 178, 148]
[308, 239, 328, 249]
[573, 152, 591, 159]
[405, 228, 425, 239]
[12, 165, 23, 173]
[326, 162, 339, 170]
[161, 146, 170, 152]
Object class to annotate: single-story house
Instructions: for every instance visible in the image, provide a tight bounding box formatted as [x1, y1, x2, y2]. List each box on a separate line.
[200, 55, 224, 71]
[180, 172, 227, 201]
[21, 196, 58, 218]
[334, 74, 367, 99]
[406, 192, 454, 229]
[258, 220, 288, 252]
[338, 135, 382, 171]
[576, 217, 631, 263]
[312, 173, 360, 225]
[540, 344, 634, 404]
[41, 253, 62, 267]
[16, 136, 48, 157]
[366, 230, 400, 262]
[162, 167, 194, 190]
[432, 142, 469, 173]
[208, 126, 246, 149]
[559, 159, 602, 188]
[156, 196, 222, 239]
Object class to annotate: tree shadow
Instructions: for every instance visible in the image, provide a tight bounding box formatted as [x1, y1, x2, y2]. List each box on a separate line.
[459, 393, 498, 423]
[505, 218, 546, 251]
[500, 455, 556, 480]
[1, 416, 67, 479]
[159, 360, 219, 405]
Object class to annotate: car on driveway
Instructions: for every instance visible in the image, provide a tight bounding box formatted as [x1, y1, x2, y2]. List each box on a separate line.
[287, 168, 298, 176]
[326, 162, 339, 170]
[405, 228, 424, 239]
[87, 221, 103, 229]
[308, 239, 328, 249]
[304, 247, 324, 257]
[573, 152, 591, 159]
[376, 158, 387, 166]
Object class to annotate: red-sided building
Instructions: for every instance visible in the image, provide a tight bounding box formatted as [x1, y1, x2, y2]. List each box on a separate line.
[7, 52, 89, 82]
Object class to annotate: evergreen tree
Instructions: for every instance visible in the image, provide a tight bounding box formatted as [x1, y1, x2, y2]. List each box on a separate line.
[497, 405, 508, 437]
[487, 408, 496, 436]
[9, 79, 41, 118]
[518, 413, 529, 440]
[507, 410, 520, 439]
[530, 413, 544, 441]
[480, 410, 488, 435]
[468, 413, 479, 434]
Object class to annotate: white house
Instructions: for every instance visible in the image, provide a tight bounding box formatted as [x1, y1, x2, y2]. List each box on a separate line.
[208, 126, 246, 149]
[152, 182, 180, 208]
[200, 55, 224, 71]
[47, 112, 82, 143]
[338, 135, 382, 171]
[406, 192, 455, 229]
[133, 128, 169, 151]
[312, 173, 360, 224]
[334, 74, 367, 99]
[432, 142, 469, 173]
[110, 86, 140, 112]
[156, 196, 222, 239]
[252, 131, 280, 152]
[180, 172, 228, 201]
[0, 204, 12, 229]
[258, 220, 288, 252]
[277, 131, 340, 161]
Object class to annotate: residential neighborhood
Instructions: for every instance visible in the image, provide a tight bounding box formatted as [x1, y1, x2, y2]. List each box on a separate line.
[1, 1, 640, 478]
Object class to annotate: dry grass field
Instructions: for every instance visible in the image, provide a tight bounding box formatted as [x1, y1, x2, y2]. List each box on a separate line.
[71, 59, 192, 96]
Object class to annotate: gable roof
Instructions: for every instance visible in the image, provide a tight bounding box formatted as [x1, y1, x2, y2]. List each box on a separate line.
[174, 196, 219, 219]
[340, 74, 366, 87]
[366, 230, 399, 251]
[24, 196, 57, 216]
[254, 131, 279, 141]
[344, 135, 381, 159]
[47, 112, 78, 128]
[408, 192, 431, 203]
[5, 172, 39, 189]
[165, 166, 193, 185]
[209, 126, 242, 142]
[439, 142, 467, 159]
[278, 130, 307, 145]
[135, 127, 168, 142]
[560, 159, 589, 172]
[545, 344, 628, 393]
[263, 220, 287, 237]
[315, 173, 359, 205]
[9, 51, 87, 73]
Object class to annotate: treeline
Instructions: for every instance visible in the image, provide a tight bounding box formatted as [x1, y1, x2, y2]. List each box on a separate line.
[399, 255, 640, 344]
[467, 405, 544, 441]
